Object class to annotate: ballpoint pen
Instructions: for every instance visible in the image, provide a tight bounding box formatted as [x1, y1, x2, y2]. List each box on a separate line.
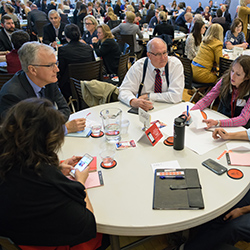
[85, 112, 91, 119]
[160, 176, 185, 179]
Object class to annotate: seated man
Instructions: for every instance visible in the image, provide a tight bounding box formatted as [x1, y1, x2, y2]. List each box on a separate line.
[0, 42, 85, 134]
[148, 7, 161, 29]
[118, 37, 184, 111]
[0, 15, 16, 51]
[175, 6, 192, 33]
[43, 9, 67, 48]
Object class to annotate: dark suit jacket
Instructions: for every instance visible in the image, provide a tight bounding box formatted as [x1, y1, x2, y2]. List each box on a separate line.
[0, 29, 12, 51]
[153, 21, 174, 39]
[0, 70, 70, 121]
[93, 38, 121, 75]
[42, 22, 67, 45]
[58, 41, 95, 99]
[27, 9, 48, 34]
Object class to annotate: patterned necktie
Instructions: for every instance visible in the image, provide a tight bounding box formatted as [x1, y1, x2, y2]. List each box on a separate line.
[154, 69, 162, 93]
[38, 88, 45, 98]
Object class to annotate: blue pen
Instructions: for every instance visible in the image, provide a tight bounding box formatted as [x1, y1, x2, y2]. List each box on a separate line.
[187, 105, 189, 117]
[160, 176, 185, 179]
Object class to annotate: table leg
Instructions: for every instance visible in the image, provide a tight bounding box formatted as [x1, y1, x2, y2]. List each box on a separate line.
[109, 235, 120, 250]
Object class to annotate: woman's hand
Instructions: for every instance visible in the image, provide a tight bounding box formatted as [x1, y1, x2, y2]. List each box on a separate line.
[60, 156, 82, 176]
[182, 111, 191, 121]
[203, 119, 218, 129]
[92, 37, 98, 44]
[75, 166, 90, 185]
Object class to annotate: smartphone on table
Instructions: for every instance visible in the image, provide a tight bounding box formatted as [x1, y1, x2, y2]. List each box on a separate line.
[70, 153, 94, 177]
[202, 158, 227, 175]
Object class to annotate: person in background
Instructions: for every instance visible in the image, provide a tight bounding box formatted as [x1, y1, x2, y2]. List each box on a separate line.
[87, 2, 97, 18]
[160, 4, 167, 12]
[185, 20, 206, 60]
[95, 1, 105, 18]
[175, 6, 192, 33]
[195, 2, 203, 14]
[211, 8, 226, 25]
[6, 30, 30, 74]
[148, 7, 160, 29]
[0, 98, 106, 249]
[104, 7, 117, 23]
[57, 3, 64, 15]
[76, 4, 87, 35]
[202, 6, 211, 21]
[20, 3, 30, 19]
[134, 12, 142, 27]
[191, 23, 224, 84]
[188, 55, 250, 129]
[221, 4, 231, 24]
[58, 24, 95, 101]
[171, 0, 177, 11]
[224, 17, 248, 50]
[63, 0, 70, 12]
[146, 3, 155, 23]
[81, 14, 98, 44]
[42, 10, 67, 48]
[4, 3, 19, 28]
[153, 11, 174, 39]
[118, 38, 184, 111]
[0, 1, 6, 19]
[41, 0, 48, 14]
[126, 4, 135, 13]
[114, 0, 122, 16]
[0, 15, 16, 51]
[92, 24, 121, 75]
[208, 0, 214, 12]
[238, 0, 250, 42]
[47, 0, 57, 12]
[73, 1, 82, 24]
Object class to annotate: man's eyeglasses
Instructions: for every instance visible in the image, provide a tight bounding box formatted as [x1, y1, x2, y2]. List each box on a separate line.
[31, 62, 59, 69]
[149, 51, 168, 57]
[84, 22, 94, 25]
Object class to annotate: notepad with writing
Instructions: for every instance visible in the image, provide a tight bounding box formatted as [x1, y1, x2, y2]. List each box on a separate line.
[85, 171, 104, 189]
[226, 152, 250, 166]
[153, 169, 204, 210]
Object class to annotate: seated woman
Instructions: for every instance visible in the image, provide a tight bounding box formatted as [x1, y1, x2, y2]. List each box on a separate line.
[224, 17, 249, 50]
[76, 4, 87, 35]
[185, 20, 206, 60]
[6, 30, 30, 74]
[191, 23, 224, 84]
[104, 7, 118, 23]
[92, 24, 121, 75]
[0, 98, 105, 249]
[4, 3, 20, 28]
[58, 24, 95, 101]
[153, 11, 174, 39]
[189, 55, 250, 129]
[202, 6, 211, 21]
[81, 15, 98, 45]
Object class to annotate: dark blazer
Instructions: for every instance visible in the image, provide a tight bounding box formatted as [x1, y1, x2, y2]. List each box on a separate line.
[93, 38, 121, 75]
[58, 41, 95, 100]
[0, 28, 13, 51]
[27, 9, 48, 34]
[153, 21, 174, 39]
[42, 22, 67, 45]
[0, 70, 70, 121]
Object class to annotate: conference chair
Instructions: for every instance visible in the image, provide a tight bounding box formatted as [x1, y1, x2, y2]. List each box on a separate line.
[219, 57, 233, 77]
[117, 52, 129, 86]
[107, 19, 121, 29]
[120, 34, 137, 62]
[0, 73, 14, 91]
[35, 20, 49, 42]
[176, 55, 215, 103]
[68, 60, 103, 111]
[0, 236, 21, 250]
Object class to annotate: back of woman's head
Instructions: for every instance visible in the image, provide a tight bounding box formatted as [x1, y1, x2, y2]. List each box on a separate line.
[65, 23, 80, 41]
[0, 98, 65, 179]
[159, 11, 167, 21]
[125, 11, 135, 23]
[192, 20, 204, 46]
[203, 23, 223, 44]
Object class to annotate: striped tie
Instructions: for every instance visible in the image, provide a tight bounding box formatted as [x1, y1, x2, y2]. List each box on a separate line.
[154, 69, 162, 93]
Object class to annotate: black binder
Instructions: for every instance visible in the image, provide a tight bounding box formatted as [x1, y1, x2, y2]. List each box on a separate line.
[153, 169, 204, 210]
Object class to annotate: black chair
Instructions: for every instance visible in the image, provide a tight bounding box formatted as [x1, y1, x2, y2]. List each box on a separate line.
[107, 19, 121, 29]
[0, 236, 21, 250]
[117, 52, 129, 86]
[35, 20, 49, 41]
[68, 60, 103, 111]
[176, 55, 215, 103]
[0, 73, 14, 91]
[120, 34, 137, 62]
[219, 56, 233, 77]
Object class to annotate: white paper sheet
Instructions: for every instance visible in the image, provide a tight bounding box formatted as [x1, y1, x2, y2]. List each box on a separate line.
[151, 160, 181, 173]
[189, 110, 207, 129]
[226, 141, 250, 151]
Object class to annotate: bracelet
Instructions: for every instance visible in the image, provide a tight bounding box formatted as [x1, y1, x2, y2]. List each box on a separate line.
[216, 120, 221, 127]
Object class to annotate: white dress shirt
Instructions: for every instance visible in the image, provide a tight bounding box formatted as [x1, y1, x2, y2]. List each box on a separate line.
[118, 56, 184, 106]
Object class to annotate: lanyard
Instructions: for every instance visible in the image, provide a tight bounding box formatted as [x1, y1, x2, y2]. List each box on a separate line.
[230, 87, 238, 118]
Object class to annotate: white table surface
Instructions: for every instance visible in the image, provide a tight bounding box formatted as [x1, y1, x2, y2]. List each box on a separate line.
[58, 101, 250, 237]
[223, 49, 250, 60]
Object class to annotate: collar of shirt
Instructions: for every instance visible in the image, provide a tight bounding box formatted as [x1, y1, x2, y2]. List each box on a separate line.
[148, 59, 166, 76]
[25, 73, 44, 98]
[4, 29, 13, 43]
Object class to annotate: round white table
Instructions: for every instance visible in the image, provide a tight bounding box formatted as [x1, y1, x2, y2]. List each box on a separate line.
[58, 101, 250, 249]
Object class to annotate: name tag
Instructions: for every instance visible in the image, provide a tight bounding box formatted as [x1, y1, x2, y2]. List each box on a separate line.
[236, 99, 246, 107]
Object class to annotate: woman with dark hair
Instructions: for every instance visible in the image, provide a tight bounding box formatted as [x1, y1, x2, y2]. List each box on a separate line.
[58, 23, 95, 100]
[0, 98, 104, 249]
[77, 4, 87, 35]
[185, 20, 206, 60]
[92, 24, 121, 75]
[224, 17, 248, 50]
[6, 30, 30, 73]
[73, 1, 82, 24]
[188, 55, 250, 128]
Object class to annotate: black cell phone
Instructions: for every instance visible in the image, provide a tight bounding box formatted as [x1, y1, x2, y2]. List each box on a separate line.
[202, 158, 227, 175]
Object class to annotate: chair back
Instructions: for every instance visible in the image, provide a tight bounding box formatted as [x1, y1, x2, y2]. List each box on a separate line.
[35, 20, 49, 37]
[120, 34, 135, 55]
[0, 73, 14, 91]
[68, 60, 103, 111]
[107, 19, 121, 29]
[117, 52, 129, 86]
[0, 236, 21, 250]
[176, 56, 193, 89]
[219, 57, 233, 77]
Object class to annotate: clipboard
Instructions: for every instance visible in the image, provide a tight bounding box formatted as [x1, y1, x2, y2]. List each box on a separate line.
[153, 169, 204, 210]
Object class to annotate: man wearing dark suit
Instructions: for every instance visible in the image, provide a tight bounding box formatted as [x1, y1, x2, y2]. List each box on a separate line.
[0, 42, 86, 133]
[0, 15, 16, 51]
[221, 4, 231, 24]
[27, 4, 48, 35]
[43, 10, 67, 48]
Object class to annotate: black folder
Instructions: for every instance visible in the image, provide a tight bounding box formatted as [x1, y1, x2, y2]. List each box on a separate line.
[153, 169, 204, 210]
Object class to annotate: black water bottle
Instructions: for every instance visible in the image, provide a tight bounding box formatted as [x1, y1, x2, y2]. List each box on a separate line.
[173, 114, 187, 150]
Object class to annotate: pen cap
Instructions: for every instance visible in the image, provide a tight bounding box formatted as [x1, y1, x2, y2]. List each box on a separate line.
[173, 114, 186, 151]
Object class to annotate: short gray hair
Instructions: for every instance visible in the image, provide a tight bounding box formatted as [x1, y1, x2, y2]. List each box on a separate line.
[48, 9, 60, 18]
[147, 37, 167, 52]
[18, 42, 55, 72]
